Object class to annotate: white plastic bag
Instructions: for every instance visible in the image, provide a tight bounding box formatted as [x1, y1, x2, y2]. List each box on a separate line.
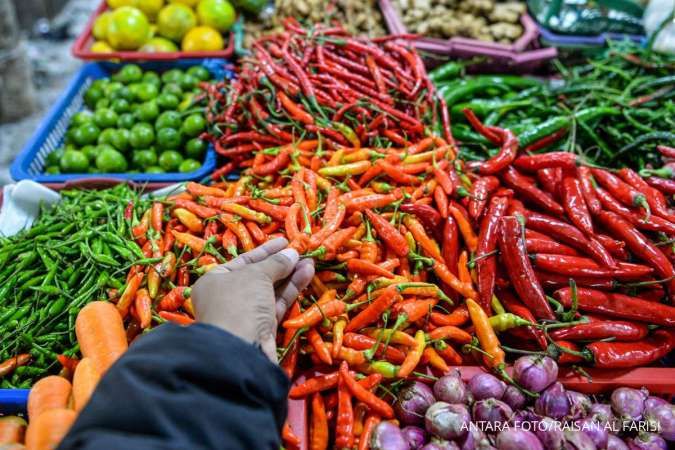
[644, 0, 675, 54]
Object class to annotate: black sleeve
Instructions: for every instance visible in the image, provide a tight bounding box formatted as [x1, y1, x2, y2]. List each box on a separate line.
[58, 323, 290, 450]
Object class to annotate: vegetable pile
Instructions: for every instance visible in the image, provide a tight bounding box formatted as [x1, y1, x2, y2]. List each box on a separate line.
[0, 184, 150, 388]
[432, 42, 675, 170]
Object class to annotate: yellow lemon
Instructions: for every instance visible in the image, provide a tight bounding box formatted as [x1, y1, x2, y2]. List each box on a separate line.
[196, 0, 235, 33]
[91, 41, 114, 53]
[157, 4, 197, 42]
[107, 0, 137, 8]
[106, 7, 151, 50]
[181, 26, 224, 51]
[169, 0, 200, 6]
[92, 11, 111, 40]
[140, 37, 179, 52]
[136, 0, 164, 19]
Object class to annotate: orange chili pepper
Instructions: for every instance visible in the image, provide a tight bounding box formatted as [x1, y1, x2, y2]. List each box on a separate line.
[117, 272, 144, 318]
[398, 330, 426, 378]
[434, 185, 449, 218]
[151, 202, 164, 234]
[308, 328, 332, 365]
[359, 415, 381, 450]
[282, 300, 346, 329]
[345, 287, 399, 333]
[435, 340, 463, 365]
[173, 208, 203, 234]
[335, 377, 354, 449]
[339, 361, 394, 419]
[458, 250, 472, 285]
[186, 182, 228, 198]
[282, 422, 301, 448]
[134, 288, 152, 329]
[402, 214, 443, 261]
[467, 298, 505, 368]
[157, 286, 191, 312]
[332, 315, 348, 359]
[158, 311, 194, 326]
[224, 221, 254, 252]
[433, 262, 477, 299]
[310, 393, 329, 450]
[347, 259, 394, 279]
[430, 305, 470, 327]
[423, 347, 450, 373]
[171, 230, 206, 254]
[449, 204, 478, 253]
[427, 326, 472, 343]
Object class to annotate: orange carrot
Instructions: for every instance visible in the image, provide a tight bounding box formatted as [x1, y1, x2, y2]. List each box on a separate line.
[76, 302, 128, 375]
[25, 408, 76, 450]
[72, 358, 100, 413]
[0, 416, 27, 444]
[27, 376, 72, 420]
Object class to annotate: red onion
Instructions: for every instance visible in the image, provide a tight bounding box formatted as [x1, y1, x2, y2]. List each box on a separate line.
[566, 391, 591, 420]
[626, 432, 667, 450]
[459, 426, 492, 450]
[513, 356, 558, 393]
[536, 382, 571, 420]
[645, 404, 675, 441]
[563, 429, 597, 450]
[607, 434, 629, 450]
[502, 386, 527, 410]
[468, 373, 507, 401]
[533, 416, 565, 450]
[425, 402, 470, 441]
[644, 397, 668, 417]
[397, 381, 436, 426]
[370, 421, 410, 450]
[402, 426, 428, 449]
[421, 440, 461, 450]
[589, 403, 620, 433]
[496, 428, 543, 450]
[434, 371, 470, 404]
[472, 399, 513, 430]
[575, 417, 608, 449]
[611, 388, 648, 421]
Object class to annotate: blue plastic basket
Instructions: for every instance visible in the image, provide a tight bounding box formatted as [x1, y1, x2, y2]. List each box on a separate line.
[0, 389, 28, 415]
[10, 59, 234, 184]
[536, 22, 646, 48]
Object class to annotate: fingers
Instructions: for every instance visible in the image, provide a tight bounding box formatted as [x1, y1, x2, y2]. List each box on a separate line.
[252, 247, 299, 283]
[222, 237, 289, 272]
[275, 258, 315, 322]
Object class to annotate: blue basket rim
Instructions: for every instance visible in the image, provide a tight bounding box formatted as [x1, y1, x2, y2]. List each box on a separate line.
[535, 22, 646, 46]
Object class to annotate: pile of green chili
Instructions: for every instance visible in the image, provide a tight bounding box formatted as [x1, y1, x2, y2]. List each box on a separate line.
[432, 41, 675, 170]
[0, 184, 152, 388]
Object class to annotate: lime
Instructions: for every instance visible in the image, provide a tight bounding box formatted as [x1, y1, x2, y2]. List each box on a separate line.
[109, 85, 133, 101]
[182, 25, 224, 51]
[156, 127, 182, 149]
[84, 86, 104, 109]
[140, 37, 179, 52]
[96, 147, 129, 172]
[185, 137, 207, 159]
[114, 64, 144, 84]
[134, 83, 159, 102]
[73, 123, 101, 146]
[155, 110, 182, 130]
[136, 0, 164, 19]
[156, 93, 180, 110]
[106, 7, 151, 51]
[91, 41, 114, 53]
[161, 69, 183, 83]
[117, 112, 136, 129]
[181, 114, 206, 137]
[46, 147, 66, 166]
[196, 0, 235, 33]
[45, 166, 61, 175]
[81, 145, 99, 162]
[95, 99, 111, 110]
[169, 0, 199, 6]
[162, 82, 183, 97]
[142, 71, 161, 87]
[158, 150, 183, 171]
[93, 11, 111, 40]
[98, 128, 118, 146]
[112, 98, 131, 114]
[146, 166, 165, 173]
[60, 150, 90, 173]
[136, 101, 159, 122]
[178, 73, 198, 91]
[179, 158, 201, 172]
[91, 79, 109, 91]
[157, 4, 196, 42]
[93, 108, 119, 129]
[187, 65, 210, 81]
[71, 111, 94, 127]
[132, 149, 158, 168]
[130, 123, 155, 148]
[110, 129, 130, 152]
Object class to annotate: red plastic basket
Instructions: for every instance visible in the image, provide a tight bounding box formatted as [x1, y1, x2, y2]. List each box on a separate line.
[72, 1, 234, 61]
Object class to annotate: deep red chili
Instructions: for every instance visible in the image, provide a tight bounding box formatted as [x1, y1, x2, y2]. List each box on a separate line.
[561, 176, 594, 237]
[476, 196, 508, 313]
[502, 167, 565, 216]
[467, 176, 500, 220]
[513, 152, 577, 172]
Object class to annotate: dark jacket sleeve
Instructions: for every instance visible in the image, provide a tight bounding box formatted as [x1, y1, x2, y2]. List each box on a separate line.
[58, 323, 290, 450]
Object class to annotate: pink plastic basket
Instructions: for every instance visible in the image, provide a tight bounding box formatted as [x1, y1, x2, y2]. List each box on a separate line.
[72, 1, 234, 61]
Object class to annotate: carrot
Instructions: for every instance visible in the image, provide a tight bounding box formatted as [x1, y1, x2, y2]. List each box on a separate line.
[72, 358, 100, 413]
[0, 416, 27, 444]
[75, 302, 128, 375]
[25, 408, 76, 450]
[27, 376, 72, 420]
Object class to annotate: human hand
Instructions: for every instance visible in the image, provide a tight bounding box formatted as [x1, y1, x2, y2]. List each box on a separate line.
[191, 237, 314, 362]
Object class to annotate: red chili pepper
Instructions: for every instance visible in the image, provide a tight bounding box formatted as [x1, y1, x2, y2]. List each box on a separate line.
[343, 333, 405, 364]
[290, 372, 339, 398]
[0, 354, 31, 378]
[556, 340, 584, 365]
[157, 286, 191, 312]
[252, 149, 291, 176]
[358, 415, 381, 450]
[468, 176, 500, 220]
[476, 196, 508, 313]
[347, 259, 395, 279]
[584, 329, 674, 369]
[550, 317, 649, 342]
[158, 311, 195, 326]
[502, 166, 565, 215]
[498, 290, 547, 349]
[345, 287, 399, 333]
[618, 167, 675, 223]
[513, 152, 577, 172]
[577, 166, 602, 214]
[441, 216, 460, 276]
[595, 186, 675, 235]
[561, 176, 594, 237]
[531, 253, 652, 280]
[344, 192, 402, 212]
[400, 204, 442, 236]
[592, 168, 651, 218]
[463, 111, 518, 175]
[523, 127, 569, 152]
[248, 199, 290, 222]
[498, 216, 555, 320]
[335, 376, 354, 449]
[646, 176, 675, 195]
[339, 361, 393, 418]
[536, 271, 615, 291]
[526, 237, 578, 256]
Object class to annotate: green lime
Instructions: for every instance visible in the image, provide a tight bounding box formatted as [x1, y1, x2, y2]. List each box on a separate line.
[136, 101, 159, 122]
[109, 85, 134, 102]
[156, 127, 182, 149]
[130, 123, 155, 149]
[111, 129, 130, 152]
[158, 150, 183, 171]
[73, 123, 101, 146]
[178, 158, 201, 173]
[104, 81, 124, 97]
[96, 147, 128, 173]
[81, 145, 98, 162]
[91, 79, 109, 92]
[156, 93, 179, 110]
[161, 82, 183, 97]
[114, 64, 143, 84]
[117, 112, 136, 129]
[143, 71, 161, 87]
[95, 98, 110, 109]
[60, 150, 90, 173]
[45, 166, 61, 175]
[161, 69, 183, 84]
[134, 83, 159, 102]
[181, 114, 206, 137]
[93, 108, 119, 129]
[84, 86, 104, 108]
[155, 110, 182, 130]
[187, 66, 210, 81]
[185, 137, 207, 159]
[71, 111, 94, 127]
[46, 147, 65, 166]
[146, 166, 165, 173]
[112, 98, 131, 114]
[64, 127, 78, 145]
[98, 128, 117, 146]
[132, 149, 158, 168]
[178, 73, 198, 91]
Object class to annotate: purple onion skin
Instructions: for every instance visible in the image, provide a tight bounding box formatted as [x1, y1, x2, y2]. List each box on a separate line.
[402, 426, 428, 450]
[590, 403, 620, 433]
[434, 371, 470, 404]
[370, 421, 410, 450]
[563, 429, 597, 450]
[575, 417, 608, 449]
[459, 426, 492, 450]
[536, 382, 571, 420]
[397, 381, 437, 426]
[473, 399, 513, 429]
[644, 397, 668, 416]
[607, 434, 629, 450]
[469, 373, 507, 401]
[511, 410, 541, 428]
[534, 416, 566, 450]
[566, 391, 592, 420]
[421, 440, 461, 450]
[425, 402, 471, 441]
[626, 433, 667, 450]
[513, 356, 558, 393]
[503, 386, 527, 410]
[645, 404, 675, 441]
[611, 388, 648, 421]
[496, 428, 544, 450]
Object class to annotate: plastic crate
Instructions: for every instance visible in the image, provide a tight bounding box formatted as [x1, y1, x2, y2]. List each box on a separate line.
[10, 59, 234, 184]
[537, 22, 646, 49]
[71, 1, 234, 61]
[379, 0, 557, 71]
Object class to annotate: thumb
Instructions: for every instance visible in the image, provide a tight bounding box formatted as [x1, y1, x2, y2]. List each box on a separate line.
[252, 248, 299, 282]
